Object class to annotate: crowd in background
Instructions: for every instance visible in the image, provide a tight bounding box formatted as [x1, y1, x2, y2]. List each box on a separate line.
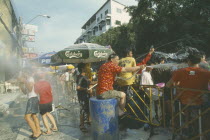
[17, 48, 210, 139]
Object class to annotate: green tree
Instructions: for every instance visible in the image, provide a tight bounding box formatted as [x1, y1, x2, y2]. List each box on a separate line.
[131, 0, 210, 55]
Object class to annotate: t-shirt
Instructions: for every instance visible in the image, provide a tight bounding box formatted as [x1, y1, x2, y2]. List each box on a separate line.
[65, 72, 69, 81]
[117, 57, 136, 86]
[76, 75, 90, 101]
[140, 71, 162, 97]
[27, 77, 37, 99]
[34, 80, 53, 104]
[172, 67, 210, 105]
[97, 61, 122, 95]
[77, 75, 90, 90]
[140, 71, 153, 85]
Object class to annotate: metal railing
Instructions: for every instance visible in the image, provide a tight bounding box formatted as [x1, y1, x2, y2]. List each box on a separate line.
[170, 87, 210, 140]
[123, 85, 165, 127]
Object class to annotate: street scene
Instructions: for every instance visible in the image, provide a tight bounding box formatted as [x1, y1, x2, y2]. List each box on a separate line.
[0, 0, 210, 140]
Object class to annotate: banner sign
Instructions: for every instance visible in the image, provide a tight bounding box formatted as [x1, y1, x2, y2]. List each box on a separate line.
[21, 24, 38, 35]
[22, 35, 35, 42]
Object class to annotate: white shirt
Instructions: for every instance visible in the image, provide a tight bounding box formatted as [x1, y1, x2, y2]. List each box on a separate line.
[140, 71, 153, 85]
[65, 72, 69, 81]
[27, 77, 37, 99]
[140, 71, 162, 99]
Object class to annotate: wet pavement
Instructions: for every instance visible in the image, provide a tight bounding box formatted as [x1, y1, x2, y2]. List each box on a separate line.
[0, 91, 172, 140]
[0, 92, 86, 140]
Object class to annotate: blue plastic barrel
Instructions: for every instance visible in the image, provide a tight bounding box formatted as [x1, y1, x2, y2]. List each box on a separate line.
[89, 97, 119, 140]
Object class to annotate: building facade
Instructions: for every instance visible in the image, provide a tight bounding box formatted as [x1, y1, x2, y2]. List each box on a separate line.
[0, 0, 22, 93]
[75, 0, 131, 44]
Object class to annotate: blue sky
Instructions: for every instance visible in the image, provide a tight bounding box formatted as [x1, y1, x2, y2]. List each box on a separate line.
[12, 0, 138, 54]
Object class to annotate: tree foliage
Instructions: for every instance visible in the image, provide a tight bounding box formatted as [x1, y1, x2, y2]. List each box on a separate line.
[91, 0, 210, 57]
[131, 0, 210, 55]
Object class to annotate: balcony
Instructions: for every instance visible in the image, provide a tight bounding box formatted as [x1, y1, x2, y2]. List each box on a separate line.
[105, 14, 111, 19]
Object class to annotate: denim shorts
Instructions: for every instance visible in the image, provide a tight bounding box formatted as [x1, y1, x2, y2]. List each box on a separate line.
[25, 97, 39, 115]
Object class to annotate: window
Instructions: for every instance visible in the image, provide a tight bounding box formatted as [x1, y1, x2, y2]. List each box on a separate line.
[115, 20, 121, 25]
[97, 17, 100, 22]
[99, 25, 102, 30]
[105, 9, 108, 15]
[106, 19, 110, 25]
[101, 14, 103, 18]
[116, 8, 122, 13]
[95, 27, 98, 32]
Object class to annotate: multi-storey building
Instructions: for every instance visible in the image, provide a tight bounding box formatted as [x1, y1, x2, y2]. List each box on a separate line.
[75, 0, 131, 44]
[0, 0, 22, 92]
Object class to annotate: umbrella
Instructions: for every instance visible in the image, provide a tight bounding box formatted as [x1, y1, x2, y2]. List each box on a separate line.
[32, 51, 56, 65]
[51, 43, 113, 64]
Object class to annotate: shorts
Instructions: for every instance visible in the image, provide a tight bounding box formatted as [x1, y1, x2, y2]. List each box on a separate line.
[77, 91, 90, 115]
[77, 91, 90, 103]
[25, 97, 39, 115]
[97, 90, 122, 99]
[39, 102, 52, 115]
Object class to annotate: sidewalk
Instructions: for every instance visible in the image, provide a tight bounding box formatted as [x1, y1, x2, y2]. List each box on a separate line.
[0, 91, 21, 114]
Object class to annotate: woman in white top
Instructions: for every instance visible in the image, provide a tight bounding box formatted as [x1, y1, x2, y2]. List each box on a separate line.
[19, 70, 42, 139]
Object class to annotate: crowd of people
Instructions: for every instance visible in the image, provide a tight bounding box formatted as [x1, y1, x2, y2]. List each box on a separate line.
[18, 48, 210, 139]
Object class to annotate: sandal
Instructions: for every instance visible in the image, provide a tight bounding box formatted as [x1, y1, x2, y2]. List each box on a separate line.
[51, 128, 58, 132]
[31, 133, 42, 139]
[42, 131, 53, 136]
[29, 134, 33, 138]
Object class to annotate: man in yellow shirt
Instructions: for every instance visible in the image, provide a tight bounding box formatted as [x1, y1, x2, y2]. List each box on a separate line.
[117, 48, 155, 99]
[117, 50, 136, 87]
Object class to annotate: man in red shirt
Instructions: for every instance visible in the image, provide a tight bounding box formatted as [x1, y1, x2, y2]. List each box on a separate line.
[167, 54, 210, 105]
[167, 53, 210, 138]
[97, 54, 145, 116]
[34, 73, 58, 135]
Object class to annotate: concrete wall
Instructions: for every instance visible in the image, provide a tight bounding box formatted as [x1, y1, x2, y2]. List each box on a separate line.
[0, 0, 19, 91]
[0, 0, 16, 56]
[111, 0, 131, 27]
